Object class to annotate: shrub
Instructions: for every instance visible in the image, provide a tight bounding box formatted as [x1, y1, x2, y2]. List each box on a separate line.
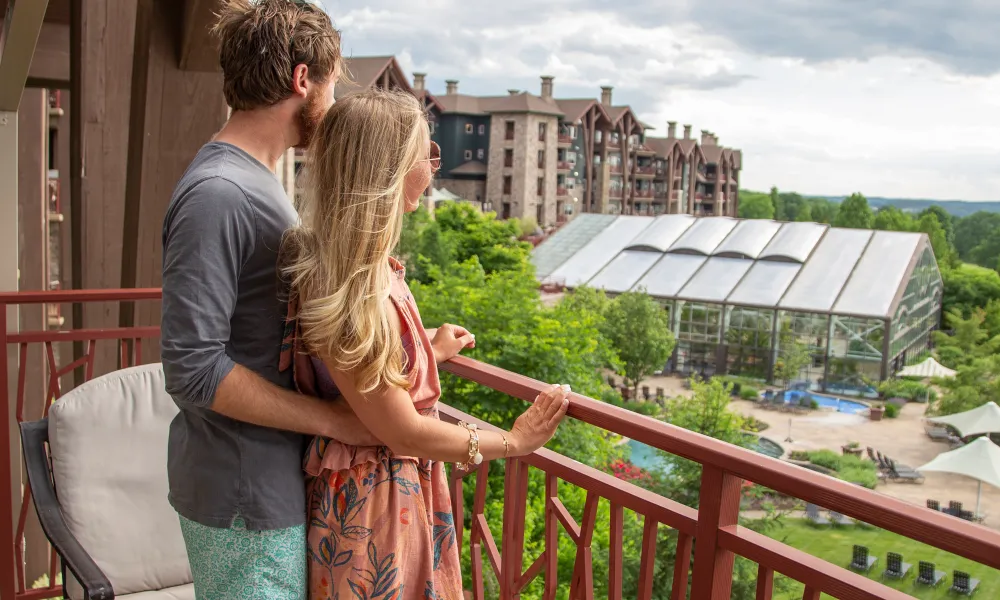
[743, 416, 770, 433]
[884, 402, 900, 418]
[840, 465, 879, 489]
[740, 386, 760, 401]
[807, 449, 842, 471]
[878, 379, 930, 402]
[789, 450, 811, 461]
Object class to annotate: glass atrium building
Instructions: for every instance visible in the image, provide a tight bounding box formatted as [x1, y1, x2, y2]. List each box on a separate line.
[533, 215, 942, 398]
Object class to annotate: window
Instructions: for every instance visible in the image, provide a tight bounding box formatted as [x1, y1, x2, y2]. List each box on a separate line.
[477, 149, 484, 160]
[503, 176, 512, 195]
[504, 149, 514, 168]
[537, 150, 545, 168]
[464, 149, 473, 160]
[538, 122, 547, 141]
[465, 123, 473, 134]
[502, 202, 511, 219]
[505, 121, 515, 141]
[478, 124, 486, 135]
[537, 177, 544, 196]
[536, 203, 544, 224]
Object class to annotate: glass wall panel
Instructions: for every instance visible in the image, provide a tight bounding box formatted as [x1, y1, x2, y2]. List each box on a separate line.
[827, 316, 883, 398]
[775, 311, 830, 391]
[888, 246, 943, 370]
[675, 302, 723, 378]
[725, 307, 774, 381]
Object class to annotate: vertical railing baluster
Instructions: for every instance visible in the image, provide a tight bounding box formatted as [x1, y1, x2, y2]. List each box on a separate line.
[671, 532, 692, 600]
[801, 586, 820, 600]
[608, 503, 623, 600]
[543, 474, 559, 600]
[500, 458, 517, 598]
[471, 465, 490, 600]
[690, 466, 743, 600]
[503, 459, 530, 598]
[0, 304, 15, 600]
[755, 565, 774, 600]
[568, 491, 599, 599]
[449, 468, 464, 552]
[637, 517, 658, 600]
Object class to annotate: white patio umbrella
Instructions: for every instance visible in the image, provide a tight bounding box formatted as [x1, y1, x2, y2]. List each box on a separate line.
[917, 437, 1000, 515]
[927, 401, 1000, 438]
[897, 357, 956, 379]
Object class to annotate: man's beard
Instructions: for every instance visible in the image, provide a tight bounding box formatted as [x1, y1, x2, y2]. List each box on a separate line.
[294, 90, 327, 150]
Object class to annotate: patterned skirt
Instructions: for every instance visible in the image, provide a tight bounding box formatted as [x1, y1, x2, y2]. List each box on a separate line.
[306, 450, 462, 600]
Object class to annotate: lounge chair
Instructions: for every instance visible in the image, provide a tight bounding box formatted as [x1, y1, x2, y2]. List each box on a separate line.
[925, 425, 953, 441]
[926, 499, 941, 511]
[881, 552, 911, 581]
[805, 503, 830, 527]
[848, 545, 877, 573]
[886, 459, 924, 483]
[914, 561, 947, 587]
[950, 570, 980, 595]
[829, 511, 854, 527]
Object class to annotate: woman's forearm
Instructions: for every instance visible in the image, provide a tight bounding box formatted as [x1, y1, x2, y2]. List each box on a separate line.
[392, 417, 513, 464]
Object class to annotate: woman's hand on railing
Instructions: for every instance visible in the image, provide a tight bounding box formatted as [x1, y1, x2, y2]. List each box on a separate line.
[430, 324, 476, 364]
[509, 384, 570, 455]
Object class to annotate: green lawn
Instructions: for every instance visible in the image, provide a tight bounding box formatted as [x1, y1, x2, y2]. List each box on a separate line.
[772, 519, 998, 599]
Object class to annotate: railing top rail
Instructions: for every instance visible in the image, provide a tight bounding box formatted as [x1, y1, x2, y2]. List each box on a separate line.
[440, 355, 1000, 570]
[0, 289, 162, 305]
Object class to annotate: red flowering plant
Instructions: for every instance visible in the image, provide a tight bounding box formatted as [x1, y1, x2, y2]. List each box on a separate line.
[607, 459, 653, 484]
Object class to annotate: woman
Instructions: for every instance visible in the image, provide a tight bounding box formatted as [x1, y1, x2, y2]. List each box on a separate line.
[280, 89, 570, 599]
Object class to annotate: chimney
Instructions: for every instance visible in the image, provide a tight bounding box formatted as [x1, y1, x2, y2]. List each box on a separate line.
[508, 89, 520, 96]
[683, 124, 692, 139]
[413, 73, 426, 91]
[701, 129, 713, 145]
[445, 80, 458, 95]
[667, 121, 677, 138]
[540, 75, 554, 99]
[713, 134, 720, 145]
[601, 85, 613, 106]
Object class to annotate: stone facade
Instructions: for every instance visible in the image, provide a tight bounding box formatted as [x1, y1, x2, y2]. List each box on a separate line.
[436, 178, 487, 206]
[485, 112, 559, 225]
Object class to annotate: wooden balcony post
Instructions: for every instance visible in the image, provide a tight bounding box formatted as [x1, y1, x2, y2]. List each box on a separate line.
[690, 465, 743, 599]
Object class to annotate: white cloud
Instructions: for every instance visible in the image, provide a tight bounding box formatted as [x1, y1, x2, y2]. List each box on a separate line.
[323, 0, 1000, 201]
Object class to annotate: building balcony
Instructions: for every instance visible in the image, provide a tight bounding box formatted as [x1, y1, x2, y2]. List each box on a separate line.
[557, 134, 574, 146]
[557, 186, 570, 198]
[607, 139, 621, 149]
[633, 188, 653, 199]
[608, 164, 623, 174]
[634, 165, 656, 178]
[557, 161, 572, 172]
[4, 289, 1000, 600]
[631, 143, 656, 156]
[609, 188, 624, 199]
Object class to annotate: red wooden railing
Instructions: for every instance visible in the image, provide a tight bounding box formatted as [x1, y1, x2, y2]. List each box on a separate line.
[4, 290, 1000, 600]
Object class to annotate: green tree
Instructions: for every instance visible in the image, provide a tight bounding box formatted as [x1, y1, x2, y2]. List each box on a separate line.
[602, 291, 676, 396]
[808, 198, 839, 224]
[919, 205, 955, 245]
[873, 206, 914, 232]
[775, 327, 812, 387]
[778, 192, 808, 222]
[941, 263, 1000, 320]
[954, 211, 1000, 261]
[834, 192, 874, 229]
[932, 307, 1000, 369]
[738, 191, 775, 219]
[770, 186, 783, 220]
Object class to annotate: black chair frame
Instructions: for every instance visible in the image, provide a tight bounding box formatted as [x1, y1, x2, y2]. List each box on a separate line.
[20, 418, 115, 600]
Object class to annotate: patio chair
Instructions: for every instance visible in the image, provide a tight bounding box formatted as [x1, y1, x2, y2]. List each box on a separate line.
[959, 509, 976, 521]
[880, 552, 911, 581]
[914, 561, 947, 587]
[20, 364, 194, 599]
[948, 500, 964, 516]
[886, 459, 925, 483]
[829, 511, 854, 527]
[805, 503, 830, 527]
[949, 570, 980, 595]
[926, 499, 941, 511]
[848, 545, 877, 573]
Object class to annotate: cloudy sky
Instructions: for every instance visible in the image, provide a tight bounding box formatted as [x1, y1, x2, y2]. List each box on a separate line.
[321, 0, 1000, 201]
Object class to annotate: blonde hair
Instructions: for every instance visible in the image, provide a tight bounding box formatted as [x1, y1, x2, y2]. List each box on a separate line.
[283, 89, 428, 393]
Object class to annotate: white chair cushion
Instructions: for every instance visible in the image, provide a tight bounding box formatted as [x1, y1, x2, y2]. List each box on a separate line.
[120, 583, 195, 600]
[49, 364, 191, 598]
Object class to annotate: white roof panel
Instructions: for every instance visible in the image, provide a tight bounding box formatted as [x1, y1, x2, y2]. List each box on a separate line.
[713, 219, 783, 259]
[677, 257, 754, 303]
[778, 228, 873, 313]
[625, 215, 696, 252]
[632, 254, 707, 298]
[833, 231, 923, 318]
[547, 216, 653, 286]
[727, 261, 802, 307]
[532, 214, 618, 278]
[759, 222, 828, 263]
[588, 251, 662, 293]
[668, 217, 738, 255]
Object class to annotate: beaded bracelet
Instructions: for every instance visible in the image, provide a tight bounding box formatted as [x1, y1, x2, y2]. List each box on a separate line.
[456, 421, 483, 471]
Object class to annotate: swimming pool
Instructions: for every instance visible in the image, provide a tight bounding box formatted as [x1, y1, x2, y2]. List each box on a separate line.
[783, 390, 869, 415]
[627, 434, 785, 471]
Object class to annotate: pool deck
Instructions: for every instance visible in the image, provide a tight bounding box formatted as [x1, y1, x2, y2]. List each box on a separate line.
[628, 372, 1000, 530]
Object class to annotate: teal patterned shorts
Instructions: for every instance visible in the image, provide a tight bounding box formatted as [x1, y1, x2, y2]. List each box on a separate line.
[177, 514, 306, 600]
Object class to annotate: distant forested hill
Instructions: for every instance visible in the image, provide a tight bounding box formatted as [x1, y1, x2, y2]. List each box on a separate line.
[814, 196, 1000, 217]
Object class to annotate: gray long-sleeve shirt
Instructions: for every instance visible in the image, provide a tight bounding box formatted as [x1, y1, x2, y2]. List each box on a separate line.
[161, 142, 303, 530]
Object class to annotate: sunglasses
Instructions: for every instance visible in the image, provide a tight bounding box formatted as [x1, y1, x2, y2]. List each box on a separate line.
[425, 141, 441, 175]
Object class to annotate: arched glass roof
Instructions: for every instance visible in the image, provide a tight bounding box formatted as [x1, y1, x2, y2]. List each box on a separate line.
[533, 214, 935, 319]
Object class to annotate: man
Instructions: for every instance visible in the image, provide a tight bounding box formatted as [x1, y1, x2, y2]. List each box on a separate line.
[160, 1, 372, 597]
